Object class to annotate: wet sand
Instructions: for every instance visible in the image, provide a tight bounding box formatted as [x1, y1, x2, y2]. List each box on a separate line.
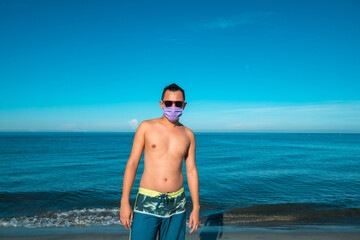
[1, 231, 360, 240]
[2, 225, 360, 240]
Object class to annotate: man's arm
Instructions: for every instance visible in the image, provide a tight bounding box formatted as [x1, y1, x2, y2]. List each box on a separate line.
[185, 130, 200, 233]
[120, 121, 146, 229]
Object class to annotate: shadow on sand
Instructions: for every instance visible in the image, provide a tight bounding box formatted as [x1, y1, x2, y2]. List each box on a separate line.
[199, 213, 224, 240]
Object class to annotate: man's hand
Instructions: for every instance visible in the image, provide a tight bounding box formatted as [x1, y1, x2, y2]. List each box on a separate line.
[188, 208, 200, 233]
[120, 202, 133, 230]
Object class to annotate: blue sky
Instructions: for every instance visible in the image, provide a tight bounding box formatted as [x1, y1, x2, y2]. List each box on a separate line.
[1, 0, 359, 132]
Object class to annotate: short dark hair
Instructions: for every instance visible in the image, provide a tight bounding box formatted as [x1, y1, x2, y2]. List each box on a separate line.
[161, 83, 185, 101]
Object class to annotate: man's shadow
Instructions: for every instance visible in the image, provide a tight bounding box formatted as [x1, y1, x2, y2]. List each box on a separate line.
[199, 213, 224, 240]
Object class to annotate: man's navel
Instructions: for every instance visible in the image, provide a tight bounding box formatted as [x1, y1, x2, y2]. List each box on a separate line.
[151, 144, 156, 148]
[164, 178, 167, 182]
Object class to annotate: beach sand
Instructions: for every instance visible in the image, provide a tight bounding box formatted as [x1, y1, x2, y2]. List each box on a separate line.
[1, 231, 360, 240]
[1, 225, 360, 240]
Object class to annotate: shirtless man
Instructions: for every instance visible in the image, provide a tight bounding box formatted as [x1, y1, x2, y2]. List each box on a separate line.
[120, 83, 200, 240]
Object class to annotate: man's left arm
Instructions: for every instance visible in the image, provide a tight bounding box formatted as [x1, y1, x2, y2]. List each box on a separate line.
[185, 130, 199, 234]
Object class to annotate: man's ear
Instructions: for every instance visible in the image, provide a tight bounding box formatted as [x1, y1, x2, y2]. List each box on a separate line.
[159, 101, 164, 110]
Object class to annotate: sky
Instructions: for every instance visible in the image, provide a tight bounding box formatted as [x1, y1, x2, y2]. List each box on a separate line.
[0, 0, 359, 132]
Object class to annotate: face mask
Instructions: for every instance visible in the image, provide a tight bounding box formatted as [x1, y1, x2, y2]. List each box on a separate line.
[163, 107, 183, 122]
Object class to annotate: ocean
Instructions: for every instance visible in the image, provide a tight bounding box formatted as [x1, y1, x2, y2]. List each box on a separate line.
[0, 132, 359, 229]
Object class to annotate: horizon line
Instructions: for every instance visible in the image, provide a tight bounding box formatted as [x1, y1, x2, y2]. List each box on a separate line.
[0, 131, 359, 134]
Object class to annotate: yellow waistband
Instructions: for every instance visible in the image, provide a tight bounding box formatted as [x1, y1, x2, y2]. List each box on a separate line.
[138, 187, 184, 198]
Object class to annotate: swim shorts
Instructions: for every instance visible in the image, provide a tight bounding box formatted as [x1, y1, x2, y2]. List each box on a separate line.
[129, 186, 186, 240]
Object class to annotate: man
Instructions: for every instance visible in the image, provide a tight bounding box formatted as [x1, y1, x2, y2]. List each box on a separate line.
[120, 83, 200, 240]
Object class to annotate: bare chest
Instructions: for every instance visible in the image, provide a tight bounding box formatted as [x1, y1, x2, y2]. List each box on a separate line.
[145, 128, 190, 157]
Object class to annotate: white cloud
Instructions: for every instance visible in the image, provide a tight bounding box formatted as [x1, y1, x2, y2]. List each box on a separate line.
[219, 104, 333, 113]
[1, 101, 359, 133]
[128, 119, 138, 130]
[184, 101, 360, 133]
[218, 102, 359, 114]
[203, 18, 247, 29]
[196, 11, 275, 30]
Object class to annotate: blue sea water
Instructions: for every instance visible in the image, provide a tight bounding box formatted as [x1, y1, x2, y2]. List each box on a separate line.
[0, 132, 359, 228]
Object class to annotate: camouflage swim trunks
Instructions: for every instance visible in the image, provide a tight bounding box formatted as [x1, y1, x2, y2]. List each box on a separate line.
[129, 187, 186, 240]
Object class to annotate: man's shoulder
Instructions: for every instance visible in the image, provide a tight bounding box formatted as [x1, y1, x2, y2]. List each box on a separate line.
[183, 126, 195, 139]
[139, 118, 160, 126]
[137, 118, 160, 129]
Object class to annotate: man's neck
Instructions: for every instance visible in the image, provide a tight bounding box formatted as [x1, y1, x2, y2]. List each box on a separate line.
[161, 115, 179, 127]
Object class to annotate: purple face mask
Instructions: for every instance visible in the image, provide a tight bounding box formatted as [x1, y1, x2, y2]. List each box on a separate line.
[163, 107, 183, 122]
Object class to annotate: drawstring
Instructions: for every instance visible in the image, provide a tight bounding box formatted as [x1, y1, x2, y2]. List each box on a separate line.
[155, 193, 172, 208]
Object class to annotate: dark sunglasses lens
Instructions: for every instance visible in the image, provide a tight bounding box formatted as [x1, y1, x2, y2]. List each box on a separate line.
[175, 101, 183, 107]
[164, 101, 183, 107]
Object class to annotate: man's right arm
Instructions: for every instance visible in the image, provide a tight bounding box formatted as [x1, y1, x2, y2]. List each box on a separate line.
[120, 121, 146, 229]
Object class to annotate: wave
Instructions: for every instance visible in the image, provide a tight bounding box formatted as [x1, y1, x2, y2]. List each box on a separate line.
[0, 191, 122, 219]
[0, 208, 122, 228]
[1, 203, 360, 228]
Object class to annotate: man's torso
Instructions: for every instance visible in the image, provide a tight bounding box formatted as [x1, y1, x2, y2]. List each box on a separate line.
[139, 118, 191, 193]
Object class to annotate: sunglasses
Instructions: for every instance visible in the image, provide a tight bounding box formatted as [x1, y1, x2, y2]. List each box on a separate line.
[163, 100, 184, 107]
